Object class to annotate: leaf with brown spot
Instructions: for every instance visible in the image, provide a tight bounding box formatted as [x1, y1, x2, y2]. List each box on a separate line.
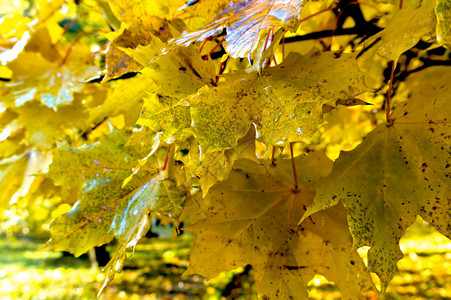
[189, 50, 368, 152]
[303, 66, 451, 292]
[186, 155, 375, 299]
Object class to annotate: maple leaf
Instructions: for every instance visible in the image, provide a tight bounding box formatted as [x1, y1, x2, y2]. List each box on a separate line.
[178, 128, 258, 196]
[90, 46, 215, 127]
[103, 17, 171, 80]
[101, 0, 175, 80]
[190, 50, 368, 152]
[186, 153, 375, 299]
[0, 109, 26, 159]
[11, 100, 89, 148]
[41, 130, 185, 293]
[133, 46, 215, 134]
[0, 152, 32, 210]
[302, 66, 451, 291]
[136, 93, 191, 141]
[173, 0, 303, 58]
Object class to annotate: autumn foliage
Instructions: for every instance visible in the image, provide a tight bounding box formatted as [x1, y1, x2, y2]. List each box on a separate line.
[0, 0, 450, 298]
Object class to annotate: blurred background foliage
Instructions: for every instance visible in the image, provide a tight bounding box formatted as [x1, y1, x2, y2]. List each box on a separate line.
[1, 217, 450, 299]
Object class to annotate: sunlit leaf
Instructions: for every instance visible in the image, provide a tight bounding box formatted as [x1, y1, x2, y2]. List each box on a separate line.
[13, 101, 89, 147]
[3, 50, 98, 109]
[137, 93, 191, 142]
[173, 0, 303, 58]
[90, 46, 215, 126]
[103, 17, 171, 80]
[0, 150, 50, 211]
[177, 0, 229, 21]
[190, 50, 368, 152]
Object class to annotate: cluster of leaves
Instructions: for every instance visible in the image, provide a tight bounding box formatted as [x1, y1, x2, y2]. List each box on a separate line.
[1, 0, 450, 298]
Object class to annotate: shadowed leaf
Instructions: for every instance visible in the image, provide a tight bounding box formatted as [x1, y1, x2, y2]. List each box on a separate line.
[185, 154, 375, 299]
[303, 66, 451, 292]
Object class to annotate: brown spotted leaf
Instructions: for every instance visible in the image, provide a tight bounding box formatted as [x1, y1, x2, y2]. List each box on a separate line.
[186, 155, 375, 299]
[303, 66, 451, 292]
[190, 50, 368, 152]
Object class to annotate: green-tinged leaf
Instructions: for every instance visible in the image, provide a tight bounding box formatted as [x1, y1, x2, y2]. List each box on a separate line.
[42, 131, 154, 255]
[185, 155, 375, 299]
[136, 93, 191, 142]
[436, 0, 451, 47]
[173, 0, 303, 58]
[149, 46, 216, 98]
[303, 66, 451, 291]
[190, 50, 368, 152]
[42, 130, 185, 293]
[98, 173, 185, 296]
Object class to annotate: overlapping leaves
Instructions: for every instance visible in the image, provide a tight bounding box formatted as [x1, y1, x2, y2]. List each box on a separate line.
[303, 66, 451, 290]
[186, 153, 375, 299]
[2, 51, 97, 109]
[0, 0, 449, 299]
[174, 0, 303, 58]
[42, 131, 185, 292]
[190, 50, 368, 152]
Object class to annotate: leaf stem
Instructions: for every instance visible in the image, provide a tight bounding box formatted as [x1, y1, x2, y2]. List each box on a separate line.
[271, 146, 276, 166]
[203, 37, 224, 60]
[162, 145, 171, 171]
[215, 61, 225, 84]
[265, 28, 274, 66]
[330, 9, 345, 50]
[199, 36, 214, 54]
[290, 143, 298, 191]
[282, 35, 285, 61]
[299, 6, 337, 24]
[386, 61, 395, 123]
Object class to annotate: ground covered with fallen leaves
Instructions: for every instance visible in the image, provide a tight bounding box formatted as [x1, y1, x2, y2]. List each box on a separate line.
[0, 217, 449, 300]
